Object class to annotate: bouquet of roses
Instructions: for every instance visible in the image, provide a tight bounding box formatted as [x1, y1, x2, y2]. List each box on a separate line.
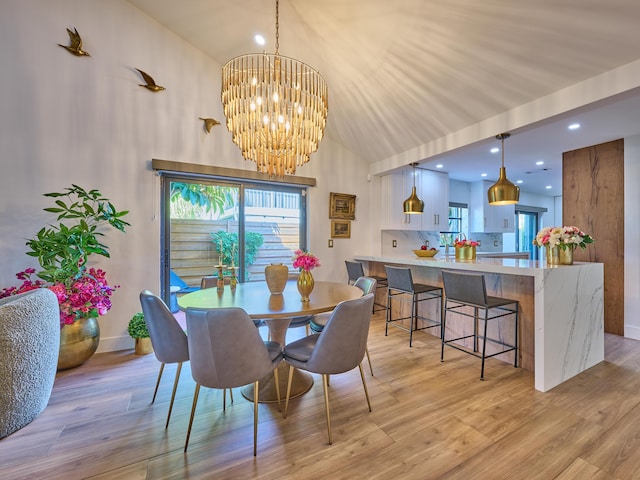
[292, 249, 320, 271]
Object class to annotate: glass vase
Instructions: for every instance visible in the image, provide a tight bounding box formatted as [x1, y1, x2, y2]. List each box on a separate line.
[297, 269, 314, 302]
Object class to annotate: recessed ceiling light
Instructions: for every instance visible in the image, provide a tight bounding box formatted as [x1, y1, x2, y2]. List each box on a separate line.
[481, 173, 487, 177]
[568, 123, 580, 130]
[436, 164, 443, 169]
[516, 180, 523, 184]
[255, 34, 265, 45]
[490, 147, 500, 154]
[545, 185, 552, 189]
[536, 161, 544, 166]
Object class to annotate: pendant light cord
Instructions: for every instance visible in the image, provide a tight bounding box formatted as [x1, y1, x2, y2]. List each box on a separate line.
[275, 0, 280, 55]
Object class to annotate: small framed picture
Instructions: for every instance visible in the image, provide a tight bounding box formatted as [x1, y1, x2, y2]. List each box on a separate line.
[331, 219, 351, 238]
[329, 192, 356, 220]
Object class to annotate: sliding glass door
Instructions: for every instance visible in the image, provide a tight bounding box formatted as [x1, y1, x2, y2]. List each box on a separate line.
[159, 174, 306, 307]
[515, 210, 538, 260]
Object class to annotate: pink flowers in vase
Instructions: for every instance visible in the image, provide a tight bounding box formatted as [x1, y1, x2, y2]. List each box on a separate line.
[533, 226, 594, 250]
[292, 249, 320, 271]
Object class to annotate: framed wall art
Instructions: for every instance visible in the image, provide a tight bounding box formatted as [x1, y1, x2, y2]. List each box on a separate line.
[329, 192, 356, 220]
[331, 219, 351, 238]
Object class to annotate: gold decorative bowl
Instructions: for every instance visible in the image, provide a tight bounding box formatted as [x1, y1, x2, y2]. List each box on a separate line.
[413, 249, 438, 257]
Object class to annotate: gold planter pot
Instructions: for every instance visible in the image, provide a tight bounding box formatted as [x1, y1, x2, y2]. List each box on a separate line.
[134, 337, 154, 355]
[545, 245, 574, 265]
[57, 317, 100, 370]
[455, 245, 476, 260]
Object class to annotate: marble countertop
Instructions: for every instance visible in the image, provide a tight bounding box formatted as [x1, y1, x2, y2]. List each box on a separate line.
[354, 253, 601, 278]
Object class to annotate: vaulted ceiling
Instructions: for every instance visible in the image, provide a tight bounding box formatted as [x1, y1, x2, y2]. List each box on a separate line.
[127, 0, 640, 196]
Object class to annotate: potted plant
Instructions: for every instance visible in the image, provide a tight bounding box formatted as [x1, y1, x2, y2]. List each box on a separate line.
[0, 184, 129, 369]
[127, 312, 153, 355]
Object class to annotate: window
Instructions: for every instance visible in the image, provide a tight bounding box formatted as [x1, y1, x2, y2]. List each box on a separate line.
[441, 203, 468, 246]
[159, 174, 307, 306]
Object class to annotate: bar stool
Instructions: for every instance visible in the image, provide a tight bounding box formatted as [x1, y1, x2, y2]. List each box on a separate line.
[346, 260, 387, 313]
[384, 266, 443, 347]
[440, 270, 519, 380]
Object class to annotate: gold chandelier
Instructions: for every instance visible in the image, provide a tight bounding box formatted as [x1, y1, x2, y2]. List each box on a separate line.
[487, 133, 520, 205]
[221, 0, 328, 177]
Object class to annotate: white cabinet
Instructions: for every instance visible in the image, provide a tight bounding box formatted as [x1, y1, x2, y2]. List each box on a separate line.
[380, 168, 449, 232]
[469, 181, 515, 233]
[420, 169, 449, 231]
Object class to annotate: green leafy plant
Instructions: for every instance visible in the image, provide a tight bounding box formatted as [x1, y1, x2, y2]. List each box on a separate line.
[127, 312, 149, 339]
[25, 184, 130, 285]
[211, 231, 264, 280]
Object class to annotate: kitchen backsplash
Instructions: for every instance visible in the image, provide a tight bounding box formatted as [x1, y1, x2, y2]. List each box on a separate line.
[381, 231, 504, 255]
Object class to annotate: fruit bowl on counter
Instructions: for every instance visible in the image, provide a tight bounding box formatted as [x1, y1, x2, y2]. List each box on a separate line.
[413, 248, 438, 257]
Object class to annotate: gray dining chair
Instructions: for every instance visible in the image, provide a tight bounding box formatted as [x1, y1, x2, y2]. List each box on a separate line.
[139, 290, 191, 429]
[309, 276, 377, 375]
[184, 307, 283, 455]
[283, 293, 375, 445]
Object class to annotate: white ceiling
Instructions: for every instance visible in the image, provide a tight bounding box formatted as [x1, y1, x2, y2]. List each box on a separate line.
[127, 0, 640, 197]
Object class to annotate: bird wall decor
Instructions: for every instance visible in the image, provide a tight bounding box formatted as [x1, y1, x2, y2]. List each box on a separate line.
[135, 68, 165, 92]
[58, 27, 90, 57]
[199, 117, 220, 133]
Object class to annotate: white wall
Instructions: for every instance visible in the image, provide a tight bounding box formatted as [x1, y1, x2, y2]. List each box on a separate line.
[0, 0, 373, 352]
[624, 134, 640, 339]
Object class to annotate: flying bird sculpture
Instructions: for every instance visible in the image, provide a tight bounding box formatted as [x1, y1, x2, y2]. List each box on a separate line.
[135, 68, 165, 92]
[199, 117, 220, 133]
[58, 27, 90, 57]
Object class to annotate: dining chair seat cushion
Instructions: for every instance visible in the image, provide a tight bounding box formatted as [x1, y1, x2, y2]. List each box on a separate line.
[288, 315, 313, 328]
[264, 340, 285, 361]
[309, 312, 330, 333]
[283, 334, 319, 364]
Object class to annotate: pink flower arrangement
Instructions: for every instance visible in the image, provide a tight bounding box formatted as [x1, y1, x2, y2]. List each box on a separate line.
[292, 249, 320, 271]
[533, 226, 594, 250]
[0, 267, 118, 328]
[454, 239, 479, 248]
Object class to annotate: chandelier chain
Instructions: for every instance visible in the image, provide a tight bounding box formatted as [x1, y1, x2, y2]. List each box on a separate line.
[275, 0, 280, 54]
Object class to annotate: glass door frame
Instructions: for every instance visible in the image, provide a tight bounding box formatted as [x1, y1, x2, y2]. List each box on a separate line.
[159, 172, 308, 305]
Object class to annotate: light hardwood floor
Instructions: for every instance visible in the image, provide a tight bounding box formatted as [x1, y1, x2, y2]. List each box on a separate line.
[2, 312, 640, 480]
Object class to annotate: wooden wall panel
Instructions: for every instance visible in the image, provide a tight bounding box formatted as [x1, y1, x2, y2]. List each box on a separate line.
[563, 139, 624, 335]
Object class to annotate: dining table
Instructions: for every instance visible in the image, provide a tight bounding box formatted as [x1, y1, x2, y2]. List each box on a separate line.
[177, 279, 363, 403]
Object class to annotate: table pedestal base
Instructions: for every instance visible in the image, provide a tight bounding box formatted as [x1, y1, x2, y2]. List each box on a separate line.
[241, 363, 313, 404]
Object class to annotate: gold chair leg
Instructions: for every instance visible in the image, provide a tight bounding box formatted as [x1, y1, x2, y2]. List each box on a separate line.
[322, 373, 332, 445]
[365, 346, 374, 376]
[184, 384, 201, 452]
[273, 366, 281, 412]
[359, 363, 372, 412]
[151, 362, 165, 404]
[284, 364, 295, 419]
[253, 380, 259, 456]
[166, 362, 182, 429]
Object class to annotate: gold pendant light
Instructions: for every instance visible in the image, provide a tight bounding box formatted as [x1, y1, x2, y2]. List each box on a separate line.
[487, 133, 520, 205]
[221, 0, 328, 177]
[403, 163, 424, 214]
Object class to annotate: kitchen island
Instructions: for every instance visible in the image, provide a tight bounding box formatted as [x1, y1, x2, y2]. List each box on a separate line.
[355, 254, 604, 392]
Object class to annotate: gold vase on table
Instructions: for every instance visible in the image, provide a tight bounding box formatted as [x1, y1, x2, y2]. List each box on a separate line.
[545, 245, 574, 265]
[297, 269, 314, 302]
[57, 317, 100, 370]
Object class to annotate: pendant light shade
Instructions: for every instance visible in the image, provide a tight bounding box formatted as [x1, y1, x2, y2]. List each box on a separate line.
[403, 163, 424, 214]
[487, 133, 520, 205]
